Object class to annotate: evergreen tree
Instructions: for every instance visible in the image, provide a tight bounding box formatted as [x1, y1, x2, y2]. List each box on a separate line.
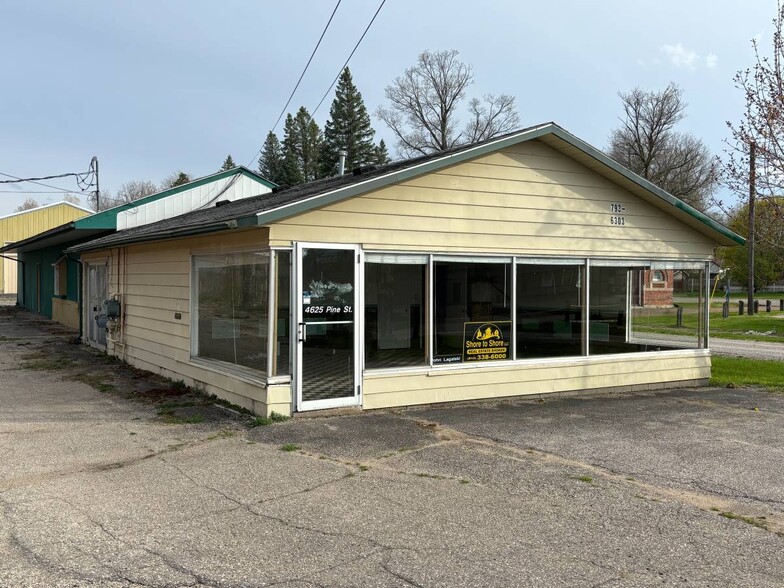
[278, 115, 304, 186]
[220, 155, 236, 171]
[258, 132, 284, 182]
[161, 171, 192, 189]
[282, 107, 322, 183]
[171, 172, 191, 187]
[320, 68, 377, 176]
[374, 139, 390, 165]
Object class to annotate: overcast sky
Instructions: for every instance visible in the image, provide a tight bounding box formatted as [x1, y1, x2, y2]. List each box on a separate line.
[0, 0, 776, 217]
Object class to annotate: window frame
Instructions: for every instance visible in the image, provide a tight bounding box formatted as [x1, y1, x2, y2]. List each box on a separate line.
[363, 252, 710, 375]
[190, 249, 272, 378]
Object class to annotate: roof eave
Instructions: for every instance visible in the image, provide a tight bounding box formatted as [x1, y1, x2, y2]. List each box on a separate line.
[67, 220, 238, 254]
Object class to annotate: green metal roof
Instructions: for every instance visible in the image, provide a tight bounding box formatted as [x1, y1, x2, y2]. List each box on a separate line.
[74, 166, 277, 230]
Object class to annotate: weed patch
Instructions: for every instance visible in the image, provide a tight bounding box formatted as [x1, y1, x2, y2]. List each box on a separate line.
[718, 511, 769, 531]
[22, 357, 75, 371]
[207, 429, 238, 440]
[249, 412, 289, 427]
[280, 443, 301, 452]
[157, 409, 205, 425]
[574, 475, 594, 484]
[63, 372, 116, 393]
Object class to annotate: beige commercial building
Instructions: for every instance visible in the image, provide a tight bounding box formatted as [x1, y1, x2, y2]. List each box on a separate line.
[69, 124, 743, 416]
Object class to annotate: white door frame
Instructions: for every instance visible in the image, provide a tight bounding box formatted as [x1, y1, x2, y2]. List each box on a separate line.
[294, 242, 362, 412]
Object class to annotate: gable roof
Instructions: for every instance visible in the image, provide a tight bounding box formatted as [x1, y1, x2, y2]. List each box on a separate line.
[68, 123, 745, 253]
[1, 166, 276, 253]
[75, 166, 276, 230]
[0, 201, 92, 222]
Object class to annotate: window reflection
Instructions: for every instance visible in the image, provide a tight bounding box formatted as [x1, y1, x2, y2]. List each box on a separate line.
[516, 264, 583, 358]
[434, 261, 511, 364]
[365, 260, 427, 368]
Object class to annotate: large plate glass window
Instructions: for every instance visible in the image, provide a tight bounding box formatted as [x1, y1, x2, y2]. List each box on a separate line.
[589, 261, 706, 354]
[365, 253, 428, 369]
[516, 261, 584, 358]
[434, 257, 512, 365]
[193, 252, 269, 373]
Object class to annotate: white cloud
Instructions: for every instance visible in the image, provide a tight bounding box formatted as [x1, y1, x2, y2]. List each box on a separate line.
[659, 43, 718, 70]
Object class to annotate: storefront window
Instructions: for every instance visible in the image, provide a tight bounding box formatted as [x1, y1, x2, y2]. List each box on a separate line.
[434, 259, 512, 364]
[272, 250, 291, 376]
[193, 252, 269, 373]
[516, 262, 584, 358]
[629, 265, 706, 351]
[590, 263, 706, 354]
[365, 254, 427, 369]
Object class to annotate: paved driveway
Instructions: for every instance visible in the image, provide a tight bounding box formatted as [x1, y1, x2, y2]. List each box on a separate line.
[1, 307, 783, 587]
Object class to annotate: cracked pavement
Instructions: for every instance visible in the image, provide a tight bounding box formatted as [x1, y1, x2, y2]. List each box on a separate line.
[1, 308, 784, 587]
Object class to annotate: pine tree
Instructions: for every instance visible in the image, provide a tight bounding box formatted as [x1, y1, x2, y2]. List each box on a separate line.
[374, 139, 390, 165]
[279, 115, 304, 186]
[320, 68, 377, 176]
[172, 172, 191, 187]
[258, 132, 284, 182]
[282, 107, 323, 184]
[220, 155, 236, 171]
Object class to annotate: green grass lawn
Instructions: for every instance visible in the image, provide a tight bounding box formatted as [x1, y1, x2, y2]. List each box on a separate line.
[710, 356, 784, 392]
[633, 303, 784, 343]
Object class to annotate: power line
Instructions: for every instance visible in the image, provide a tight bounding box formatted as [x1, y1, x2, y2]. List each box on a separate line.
[250, 0, 342, 169]
[0, 171, 93, 195]
[0, 171, 88, 184]
[0, 190, 81, 194]
[309, 0, 387, 119]
[248, 0, 387, 172]
[271, 0, 341, 135]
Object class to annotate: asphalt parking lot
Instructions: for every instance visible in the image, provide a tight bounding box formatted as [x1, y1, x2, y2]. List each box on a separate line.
[1, 306, 783, 587]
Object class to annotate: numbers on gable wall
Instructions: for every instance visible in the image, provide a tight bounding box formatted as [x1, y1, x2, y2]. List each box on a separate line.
[609, 202, 626, 226]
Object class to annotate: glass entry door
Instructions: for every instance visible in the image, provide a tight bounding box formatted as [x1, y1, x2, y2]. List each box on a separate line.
[86, 262, 108, 348]
[295, 244, 360, 411]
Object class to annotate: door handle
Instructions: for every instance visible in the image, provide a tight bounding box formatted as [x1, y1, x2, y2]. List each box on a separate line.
[298, 322, 307, 342]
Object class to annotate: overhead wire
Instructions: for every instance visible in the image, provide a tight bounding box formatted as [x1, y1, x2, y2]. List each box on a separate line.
[0, 171, 93, 196]
[309, 0, 386, 119]
[269, 0, 342, 135]
[246, 0, 342, 168]
[248, 0, 387, 171]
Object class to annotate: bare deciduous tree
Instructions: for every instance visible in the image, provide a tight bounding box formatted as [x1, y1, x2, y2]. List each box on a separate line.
[14, 198, 40, 212]
[160, 171, 192, 190]
[376, 50, 520, 157]
[62, 193, 82, 206]
[723, 1, 784, 226]
[92, 180, 158, 211]
[608, 83, 718, 212]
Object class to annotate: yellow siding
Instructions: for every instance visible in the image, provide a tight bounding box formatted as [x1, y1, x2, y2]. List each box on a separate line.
[269, 140, 716, 259]
[78, 140, 721, 415]
[0, 203, 89, 292]
[363, 353, 711, 410]
[51, 298, 79, 329]
[79, 228, 277, 415]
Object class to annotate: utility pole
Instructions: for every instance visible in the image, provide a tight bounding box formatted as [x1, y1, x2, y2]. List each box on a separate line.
[91, 156, 100, 211]
[747, 141, 756, 315]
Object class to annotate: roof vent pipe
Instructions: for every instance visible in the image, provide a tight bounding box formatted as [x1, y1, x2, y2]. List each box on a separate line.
[338, 150, 347, 176]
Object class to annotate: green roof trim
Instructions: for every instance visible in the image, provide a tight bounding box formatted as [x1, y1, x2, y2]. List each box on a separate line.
[74, 166, 277, 230]
[248, 123, 744, 246]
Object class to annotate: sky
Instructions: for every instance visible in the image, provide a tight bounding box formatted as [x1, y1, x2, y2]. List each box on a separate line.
[0, 0, 777, 217]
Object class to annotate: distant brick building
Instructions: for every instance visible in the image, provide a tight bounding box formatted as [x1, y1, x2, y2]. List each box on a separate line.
[632, 269, 674, 307]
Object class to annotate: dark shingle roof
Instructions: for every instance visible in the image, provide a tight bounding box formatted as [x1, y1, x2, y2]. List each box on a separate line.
[68, 122, 744, 252]
[67, 128, 528, 253]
